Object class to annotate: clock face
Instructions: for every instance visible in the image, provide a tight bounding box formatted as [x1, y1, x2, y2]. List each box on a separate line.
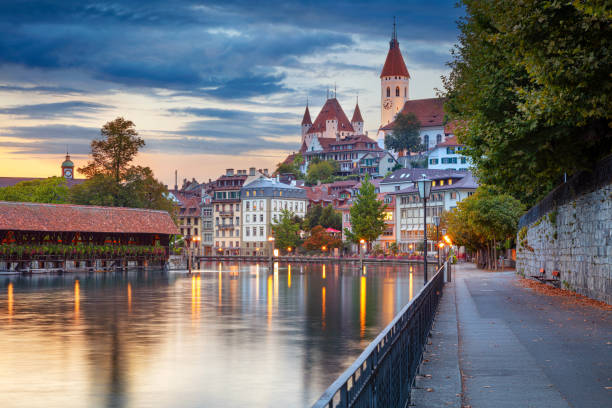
[64, 169, 72, 178]
[383, 99, 392, 110]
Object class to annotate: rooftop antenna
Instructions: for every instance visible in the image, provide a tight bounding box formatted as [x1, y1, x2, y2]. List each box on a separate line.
[393, 16, 397, 41]
[306, 95, 309, 107]
[356, 92, 359, 105]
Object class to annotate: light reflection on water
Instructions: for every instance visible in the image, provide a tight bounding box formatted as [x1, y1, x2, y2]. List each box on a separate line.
[0, 262, 424, 408]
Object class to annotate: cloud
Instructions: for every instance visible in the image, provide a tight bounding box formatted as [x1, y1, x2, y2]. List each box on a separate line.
[0, 84, 85, 94]
[0, 101, 111, 119]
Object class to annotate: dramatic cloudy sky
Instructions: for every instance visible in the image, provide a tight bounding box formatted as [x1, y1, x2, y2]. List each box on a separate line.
[0, 0, 462, 185]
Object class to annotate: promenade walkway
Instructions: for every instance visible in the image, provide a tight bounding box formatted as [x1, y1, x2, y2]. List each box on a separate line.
[412, 263, 612, 408]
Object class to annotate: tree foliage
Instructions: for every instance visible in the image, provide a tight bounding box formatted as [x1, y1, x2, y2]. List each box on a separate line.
[305, 160, 339, 185]
[443, 187, 524, 269]
[0, 177, 68, 203]
[304, 204, 342, 231]
[444, 0, 612, 206]
[275, 153, 304, 178]
[303, 225, 342, 251]
[384, 112, 424, 154]
[344, 175, 387, 244]
[271, 209, 302, 253]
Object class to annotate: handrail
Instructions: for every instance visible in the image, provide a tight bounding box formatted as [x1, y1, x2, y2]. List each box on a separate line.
[312, 262, 446, 408]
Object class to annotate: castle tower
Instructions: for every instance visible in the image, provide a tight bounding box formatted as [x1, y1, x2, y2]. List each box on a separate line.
[301, 103, 312, 144]
[380, 20, 410, 127]
[61, 153, 74, 179]
[351, 98, 364, 135]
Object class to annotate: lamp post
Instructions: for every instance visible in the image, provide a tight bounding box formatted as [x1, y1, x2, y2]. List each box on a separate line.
[268, 236, 275, 265]
[417, 175, 432, 285]
[359, 238, 366, 268]
[185, 234, 192, 274]
[433, 215, 440, 269]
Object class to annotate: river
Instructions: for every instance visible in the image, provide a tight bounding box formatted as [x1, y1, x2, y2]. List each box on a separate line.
[0, 261, 425, 407]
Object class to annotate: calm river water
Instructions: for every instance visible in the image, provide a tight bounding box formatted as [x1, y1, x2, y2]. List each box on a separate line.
[0, 262, 426, 408]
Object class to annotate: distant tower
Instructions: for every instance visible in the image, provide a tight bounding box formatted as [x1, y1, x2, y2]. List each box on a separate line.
[301, 102, 312, 144]
[61, 152, 74, 179]
[380, 18, 410, 127]
[351, 97, 364, 135]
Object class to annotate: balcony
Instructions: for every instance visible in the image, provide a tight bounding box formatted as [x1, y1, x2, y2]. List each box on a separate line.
[219, 211, 234, 217]
[217, 223, 235, 230]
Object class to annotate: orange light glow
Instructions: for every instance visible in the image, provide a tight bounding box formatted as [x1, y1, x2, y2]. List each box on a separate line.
[7, 282, 13, 320]
[409, 272, 414, 301]
[267, 274, 273, 327]
[322, 264, 326, 280]
[287, 264, 291, 288]
[127, 282, 132, 313]
[443, 235, 452, 245]
[360, 275, 366, 338]
[438, 242, 445, 249]
[322, 286, 326, 329]
[74, 279, 80, 319]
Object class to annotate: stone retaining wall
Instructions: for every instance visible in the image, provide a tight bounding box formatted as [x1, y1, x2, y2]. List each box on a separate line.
[516, 183, 612, 304]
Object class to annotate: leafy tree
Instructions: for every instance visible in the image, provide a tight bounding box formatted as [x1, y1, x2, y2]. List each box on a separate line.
[319, 204, 342, 231]
[344, 175, 387, 246]
[443, 0, 612, 206]
[443, 187, 524, 269]
[0, 177, 68, 203]
[69, 175, 120, 206]
[305, 160, 339, 185]
[79, 117, 145, 183]
[303, 225, 341, 251]
[384, 112, 424, 154]
[275, 153, 304, 178]
[271, 209, 301, 254]
[304, 204, 323, 230]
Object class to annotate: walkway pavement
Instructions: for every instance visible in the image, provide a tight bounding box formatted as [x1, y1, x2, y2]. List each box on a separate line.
[412, 263, 612, 408]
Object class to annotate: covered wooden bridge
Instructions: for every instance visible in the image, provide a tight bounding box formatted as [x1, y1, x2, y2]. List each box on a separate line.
[0, 201, 179, 272]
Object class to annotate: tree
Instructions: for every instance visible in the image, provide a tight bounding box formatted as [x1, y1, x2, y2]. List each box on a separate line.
[275, 153, 304, 178]
[79, 117, 145, 182]
[305, 204, 342, 231]
[305, 160, 339, 185]
[344, 175, 387, 246]
[384, 112, 424, 154]
[0, 177, 68, 203]
[304, 204, 323, 230]
[271, 210, 301, 254]
[75, 117, 174, 212]
[443, 0, 612, 206]
[303, 225, 342, 251]
[443, 187, 524, 269]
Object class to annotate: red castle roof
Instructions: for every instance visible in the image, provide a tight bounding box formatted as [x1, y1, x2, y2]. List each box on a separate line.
[307, 98, 355, 134]
[351, 103, 363, 123]
[301, 105, 312, 125]
[381, 98, 446, 131]
[380, 38, 410, 78]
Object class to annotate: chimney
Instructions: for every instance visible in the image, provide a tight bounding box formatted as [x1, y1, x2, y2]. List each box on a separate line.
[226, 168, 234, 176]
[264, 168, 269, 176]
[249, 167, 256, 176]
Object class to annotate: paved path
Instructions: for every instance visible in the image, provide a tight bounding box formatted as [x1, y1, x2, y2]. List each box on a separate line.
[412, 263, 612, 408]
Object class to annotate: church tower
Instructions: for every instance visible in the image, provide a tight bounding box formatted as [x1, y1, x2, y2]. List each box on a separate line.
[301, 103, 312, 145]
[351, 98, 364, 135]
[380, 20, 410, 127]
[61, 153, 74, 179]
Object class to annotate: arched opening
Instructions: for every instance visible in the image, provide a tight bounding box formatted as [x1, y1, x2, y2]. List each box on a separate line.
[436, 134, 442, 144]
[386, 87, 390, 97]
[424, 135, 429, 148]
[395, 86, 400, 97]
[404, 87, 407, 97]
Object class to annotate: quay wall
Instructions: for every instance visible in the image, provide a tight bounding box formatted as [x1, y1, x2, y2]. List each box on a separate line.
[516, 155, 612, 304]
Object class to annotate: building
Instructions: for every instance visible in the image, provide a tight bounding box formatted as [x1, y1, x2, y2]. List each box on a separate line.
[200, 192, 214, 255]
[211, 168, 267, 255]
[240, 177, 307, 255]
[380, 23, 410, 127]
[172, 192, 202, 252]
[0, 153, 85, 188]
[376, 193, 396, 252]
[391, 172, 477, 253]
[379, 168, 470, 194]
[427, 136, 471, 171]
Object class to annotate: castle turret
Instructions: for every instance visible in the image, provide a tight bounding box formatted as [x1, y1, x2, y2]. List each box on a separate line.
[61, 153, 74, 179]
[351, 99, 364, 134]
[301, 104, 312, 144]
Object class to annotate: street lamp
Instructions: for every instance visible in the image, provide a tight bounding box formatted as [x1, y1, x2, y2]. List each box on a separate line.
[359, 238, 366, 267]
[433, 215, 440, 269]
[268, 236, 275, 263]
[417, 175, 432, 285]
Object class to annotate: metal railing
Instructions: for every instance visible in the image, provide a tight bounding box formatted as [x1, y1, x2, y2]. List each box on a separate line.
[312, 262, 446, 408]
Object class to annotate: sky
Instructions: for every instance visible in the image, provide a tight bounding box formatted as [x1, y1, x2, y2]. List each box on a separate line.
[0, 0, 462, 186]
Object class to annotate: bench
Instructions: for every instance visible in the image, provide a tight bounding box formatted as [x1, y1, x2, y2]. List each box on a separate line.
[532, 268, 561, 288]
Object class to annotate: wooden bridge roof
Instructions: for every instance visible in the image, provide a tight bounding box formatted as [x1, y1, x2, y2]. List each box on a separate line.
[0, 201, 179, 235]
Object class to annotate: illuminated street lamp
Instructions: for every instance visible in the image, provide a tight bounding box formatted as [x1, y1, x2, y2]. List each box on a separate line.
[433, 215, 440, 269]
[417, 175, 432, 285]
[268, 236, 275, 262]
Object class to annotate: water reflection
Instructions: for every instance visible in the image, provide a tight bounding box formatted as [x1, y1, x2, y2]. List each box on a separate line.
[0, 262, 425, 407]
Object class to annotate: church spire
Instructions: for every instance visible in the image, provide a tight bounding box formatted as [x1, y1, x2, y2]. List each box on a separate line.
[380, 18, 410, 78]
[301, 103, 312, 125]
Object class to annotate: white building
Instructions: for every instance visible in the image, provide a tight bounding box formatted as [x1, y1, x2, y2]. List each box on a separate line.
[427, 136, 471, 171]
[379, 167, 471, 194]
[240, 178, 307, 255]
[391, 172, 478, 254]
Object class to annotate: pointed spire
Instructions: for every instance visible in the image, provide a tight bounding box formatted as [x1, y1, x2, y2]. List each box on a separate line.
[334, 82, 337, 98]
[351, 98, 364, 123]
[380, 18, 410, 78]
[301, 103, 312, 125]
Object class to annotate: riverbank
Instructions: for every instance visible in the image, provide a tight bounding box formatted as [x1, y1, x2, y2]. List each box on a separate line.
[413, 263, 612, 408]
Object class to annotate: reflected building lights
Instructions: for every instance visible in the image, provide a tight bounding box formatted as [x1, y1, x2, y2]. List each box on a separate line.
[74, 279, 80, 321]
[321, 286, 326, 329]
[267, 274, 273, 328]
[273, 262, 279, 305]
[287, 264, 291, 288]
[127, 282, 132, 313]
[322, 264, 326, 280]
[7, 282, 13, 320]
[218, 268, 223, 306]
[192, 275, 201, 320]
[360, 275, 366, 338]
[409, 272, 414, 301]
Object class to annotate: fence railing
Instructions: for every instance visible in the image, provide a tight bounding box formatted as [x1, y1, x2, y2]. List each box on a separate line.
[312, 262, 446, 408]
[518, 154, 612, 228]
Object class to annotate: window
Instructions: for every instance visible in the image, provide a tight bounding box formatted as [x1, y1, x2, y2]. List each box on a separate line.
[386, 87, 390, 97]
[259, 227, 264, 236]
[215, 204, 219, 211]
[451, 192, 457, 199]
[246, 228, 250, 237]
[235, 241, 239, 248]
[246, 201, 250, 210]
[222, 230, 225, 237]
[246, 191, 250, 197]
[404, 87, 407, 97]
[194, 228, 198, 235]
[216, 230, 219, 237]
[246, 215, 250, 222]
[395, 186, 400, 191]
[395, 86, 400, 97]
[436, 134, 442, 144]
[180, 228, 184, 235]
[430, 158, 438, 165]
[423, 135, 429, 147]
[236, 217, 239, 225]
[230, 229, 233, 237]
[252, 227, 256, 236]
[253, 190, 256, 196]
[215, 217, 219, 225]
[446, 147, 455, 154]
[259, 214, 263, 222]
[461, 157, 467, 164]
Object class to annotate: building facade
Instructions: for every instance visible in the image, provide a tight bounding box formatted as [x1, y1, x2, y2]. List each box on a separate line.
[427, 136, 471, 171]
[240, 178, 307, 255]
[212, 169, 248, 255]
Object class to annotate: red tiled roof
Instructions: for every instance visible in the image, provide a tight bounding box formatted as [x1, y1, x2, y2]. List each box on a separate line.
[307, 98, 355, 134]
[301, 105, 312, 125]
[380, 39, 410, 78]
[436, 135, 462, 148]
[0, 201, 178, 234]
[381, 98, 445, 130]
[351, 103, 363, 123]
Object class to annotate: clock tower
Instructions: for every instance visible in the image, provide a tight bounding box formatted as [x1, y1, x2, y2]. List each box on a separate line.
[380, 20, 410, 127]
[61, 153, 74, 179]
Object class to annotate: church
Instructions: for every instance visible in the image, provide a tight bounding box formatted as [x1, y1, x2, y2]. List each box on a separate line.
[290, 23, 458, 176]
